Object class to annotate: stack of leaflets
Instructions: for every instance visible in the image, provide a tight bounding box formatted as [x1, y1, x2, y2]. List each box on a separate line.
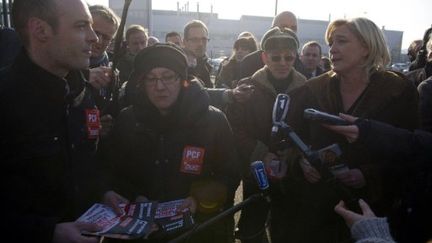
[77, 199, 194, 240]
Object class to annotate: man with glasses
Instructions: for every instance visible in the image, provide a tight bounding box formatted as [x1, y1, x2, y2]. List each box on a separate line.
[183, 20, 213, 88]
[101, 43, 240, 242]
[226, 26, 306, 243]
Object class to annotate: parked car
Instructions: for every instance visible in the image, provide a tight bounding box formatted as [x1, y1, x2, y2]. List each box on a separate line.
[390, 62, 410, 73]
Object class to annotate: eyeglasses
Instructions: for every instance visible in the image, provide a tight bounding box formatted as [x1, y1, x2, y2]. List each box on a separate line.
[187, 37, 210, 43]
[143, 74, 179, 87]
[269, 55, 296, 63]
[94, 30, 114, 45]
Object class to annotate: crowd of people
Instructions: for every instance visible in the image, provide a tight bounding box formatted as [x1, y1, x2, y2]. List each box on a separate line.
[1, 0, 431, 243]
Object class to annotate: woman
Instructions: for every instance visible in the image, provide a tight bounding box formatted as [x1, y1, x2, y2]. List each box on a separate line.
[215, 37, 257, 88]
[279, 17, 419, 243]
[102, 43, 240, 242]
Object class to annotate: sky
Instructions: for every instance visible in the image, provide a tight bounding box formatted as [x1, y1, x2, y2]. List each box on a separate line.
[87, 0, 431, 50]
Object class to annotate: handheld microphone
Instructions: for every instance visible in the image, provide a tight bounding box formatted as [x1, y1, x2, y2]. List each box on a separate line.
[272, 93, 290, 127]
[250, 161, 271, 203]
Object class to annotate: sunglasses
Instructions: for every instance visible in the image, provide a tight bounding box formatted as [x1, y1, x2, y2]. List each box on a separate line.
[269, 55, 296, 62]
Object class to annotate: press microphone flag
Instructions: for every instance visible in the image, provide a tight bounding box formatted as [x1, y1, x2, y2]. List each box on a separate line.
[272, 93, 290, 126]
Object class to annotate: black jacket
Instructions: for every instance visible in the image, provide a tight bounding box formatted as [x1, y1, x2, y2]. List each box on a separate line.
[0, 50, 76, 242]
[103, 80, 240, 207]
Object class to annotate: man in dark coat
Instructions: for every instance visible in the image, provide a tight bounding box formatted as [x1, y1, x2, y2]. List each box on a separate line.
[101, 43, 240, 242]
[183, 20, 214, 88]
[0, 0, 101, 242]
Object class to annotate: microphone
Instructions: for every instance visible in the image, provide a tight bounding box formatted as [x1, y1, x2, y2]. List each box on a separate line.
[250, 161, 271, 202]
[272, 93, 290, 127]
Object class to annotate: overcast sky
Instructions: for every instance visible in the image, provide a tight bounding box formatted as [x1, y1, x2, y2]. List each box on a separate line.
[87, 0, 431, 50]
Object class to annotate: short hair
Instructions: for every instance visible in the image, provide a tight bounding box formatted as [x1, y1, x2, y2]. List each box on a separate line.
[301, 41, 322, 56]
[125, 24, 148, 42]
[272, 11, 297, 32]
[234, 37, 258, 52]
[11, 0, 58, 46]
[165, 31, 181, 42]
[183, 20, 208, 40]
[325, 17, 390, 76]
[89, 5, 119, 30]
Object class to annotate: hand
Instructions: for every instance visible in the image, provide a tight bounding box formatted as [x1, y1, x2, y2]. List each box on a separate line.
[334, 199, 376, 228]
[177, 196, 197, 214]
[299, 158, 321, 183]
[100, 114, 113, 137]
[232, 84, 254, 103]
[102, 190, 129, 215]
[263, 152, 287, 180]
[89, 66, 112, 90]
[322, 113, 359, 143]
[52, 222, 100, 243]
[334, 168, 366, 188]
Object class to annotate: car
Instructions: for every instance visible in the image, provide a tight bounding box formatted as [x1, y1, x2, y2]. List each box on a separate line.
[390, 62, 410, 73]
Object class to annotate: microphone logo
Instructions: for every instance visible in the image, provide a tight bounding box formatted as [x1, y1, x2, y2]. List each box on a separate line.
[250, 161, 269, 191]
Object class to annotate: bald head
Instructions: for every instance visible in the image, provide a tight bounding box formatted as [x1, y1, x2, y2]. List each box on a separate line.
[272, 11, 297, 33]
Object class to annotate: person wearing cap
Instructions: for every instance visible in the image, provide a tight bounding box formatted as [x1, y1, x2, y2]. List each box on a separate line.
[100, 43, 240, 242]
[282, 17, 418, 243]
[226, 26, 306, 243]
[239, 11, 306, 79]
[215, 37, 258, 89]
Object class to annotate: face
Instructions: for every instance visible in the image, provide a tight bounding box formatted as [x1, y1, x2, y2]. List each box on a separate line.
[91, 15, 117, 58]
[184, 27, 208, 58]
[300, 45, 321, 72]
[140, 67, 182, 115]
[167, 35, 183, 47]
[46, 0, 98, 75]
[262, 49, 296, 80]
[127, 31, 148, 55]
[274, 13, 298, 33]
[235, 47, 252, 62]
[328, 24, 369, 74]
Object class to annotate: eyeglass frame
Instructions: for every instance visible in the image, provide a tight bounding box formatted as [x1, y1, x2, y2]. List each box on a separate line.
[140, 74, 180, 87]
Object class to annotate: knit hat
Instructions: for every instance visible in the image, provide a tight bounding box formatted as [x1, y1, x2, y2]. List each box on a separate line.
[130, 43, 188, 82]
[260, 26, 299, 51]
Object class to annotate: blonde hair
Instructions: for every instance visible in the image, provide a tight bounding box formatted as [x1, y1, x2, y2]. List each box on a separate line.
[325, 17, 390, 76]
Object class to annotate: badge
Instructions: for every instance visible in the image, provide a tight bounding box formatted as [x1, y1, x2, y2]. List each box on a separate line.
[180, 146, 205, 175]
[85, 109, 100, 139]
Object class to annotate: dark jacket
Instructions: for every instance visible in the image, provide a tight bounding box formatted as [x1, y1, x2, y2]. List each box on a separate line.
[215, 58, 241, 88]
[284, 70, 419, 242]
[418, 76, 432, 133]
[191, 55, 213, 88]
[103, 80, 240, 206]
[227, 66, 306, 171]
[405, 61, 432, 87]
[0, 50, 77, 242]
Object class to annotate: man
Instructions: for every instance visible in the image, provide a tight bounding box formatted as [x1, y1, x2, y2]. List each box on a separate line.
[239, 11, 306, 79]
[165, 31, 183, 47]
[183, 20, 213, 88]
[0, 0, 101, 242]
[300, 41, 324, 79]
[147, 35, 160, 46]
[227, 27, 306, 243]
[118, 24, 148, 83]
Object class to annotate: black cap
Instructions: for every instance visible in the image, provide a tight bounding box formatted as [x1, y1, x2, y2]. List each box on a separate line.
[130, 43, 188, 82]
[261, 27, 299, 51]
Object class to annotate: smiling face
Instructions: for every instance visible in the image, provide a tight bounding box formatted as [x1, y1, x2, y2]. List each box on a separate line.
[328, 24, 369, 75]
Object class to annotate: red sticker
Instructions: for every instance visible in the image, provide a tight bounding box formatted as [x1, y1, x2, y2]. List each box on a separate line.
[85, 109, 100, 139]
[180, 146, 205, 175]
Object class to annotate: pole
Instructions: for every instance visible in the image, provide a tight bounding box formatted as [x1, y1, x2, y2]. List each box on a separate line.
[168, 194, 265, 243]
[274, 0, 278, 16]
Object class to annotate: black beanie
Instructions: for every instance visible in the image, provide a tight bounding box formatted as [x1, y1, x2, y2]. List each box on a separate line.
[130, 43, 188, 82]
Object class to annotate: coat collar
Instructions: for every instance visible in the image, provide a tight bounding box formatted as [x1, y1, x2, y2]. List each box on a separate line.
[251, 66, 306, 96]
